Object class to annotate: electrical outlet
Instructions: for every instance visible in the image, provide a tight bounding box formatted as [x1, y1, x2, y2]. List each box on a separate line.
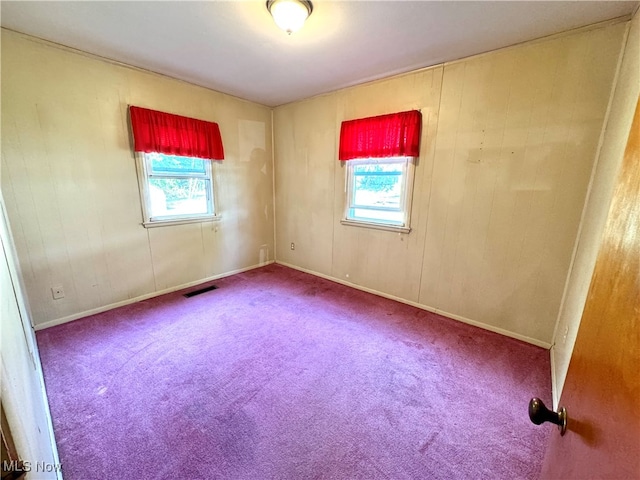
[51, 285, 65, 300]
[290, 242, 295, 250]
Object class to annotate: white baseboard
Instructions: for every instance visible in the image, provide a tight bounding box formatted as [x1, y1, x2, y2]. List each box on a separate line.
[275, 261, 552, 349]
[37, 258, 553, 350]
[34, 261, 274, 331]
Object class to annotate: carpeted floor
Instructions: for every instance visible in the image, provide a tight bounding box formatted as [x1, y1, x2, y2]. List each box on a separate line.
[37, 264, 552, 479]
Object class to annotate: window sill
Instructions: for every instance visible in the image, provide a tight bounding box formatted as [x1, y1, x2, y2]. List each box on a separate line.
[142, 215, 221, 228]
[340, 219, 411, 234]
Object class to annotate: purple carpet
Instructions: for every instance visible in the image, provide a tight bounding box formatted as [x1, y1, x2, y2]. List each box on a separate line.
[37, 264, 551, 479]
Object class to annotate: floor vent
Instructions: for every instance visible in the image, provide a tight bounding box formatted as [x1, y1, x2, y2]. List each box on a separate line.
[184, 285, 218, 298]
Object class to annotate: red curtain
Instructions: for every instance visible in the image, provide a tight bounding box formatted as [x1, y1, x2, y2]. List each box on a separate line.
[129, 106, 224, 160]
[338, 110, 422, 161]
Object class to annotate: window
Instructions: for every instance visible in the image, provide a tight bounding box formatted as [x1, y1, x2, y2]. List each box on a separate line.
[129, 106, 224, 227]
[338, 109, 421, 233]
[136, 152, 217, 227]
[343, 157, 415, 232]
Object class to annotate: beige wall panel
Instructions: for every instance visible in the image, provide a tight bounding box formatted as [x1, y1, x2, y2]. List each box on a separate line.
[418, 62, 464, 309]
[199, 221, 226, 278]
[552, 13, 639, 404]
[1, 31, 274, 326]
[274, 67, 442, 300]
[274, 22, 626, 345]
[1, 196, 60, 478]
[462, 40, 566, 339]
[148, 224, 206, 291]
[330, 69, 442, 300]
[420, 24, 625, 342]
[274, 95, 338, 276]
[339, 70, 437, 119]
[515, 27, 625, 342]
[427, 55, 518, 322]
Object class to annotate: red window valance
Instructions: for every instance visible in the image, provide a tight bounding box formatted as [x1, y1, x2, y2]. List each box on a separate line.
[339, 110, 422, 161]
[129, 106, 224, 160]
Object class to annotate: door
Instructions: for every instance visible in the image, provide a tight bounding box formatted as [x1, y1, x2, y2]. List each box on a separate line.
[540, 99, 640, 478]
[0, 194, 62, 479]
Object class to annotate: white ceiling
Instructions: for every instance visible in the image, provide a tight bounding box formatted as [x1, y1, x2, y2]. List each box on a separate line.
[1, 1, 637, 107]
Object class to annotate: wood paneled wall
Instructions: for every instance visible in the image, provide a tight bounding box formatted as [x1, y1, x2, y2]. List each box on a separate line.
[541, 95, 640, 480]
[274, 21, 627, 346]
[1, 20, 630, 346]
[1, 30, 275, 327]
[1, 194, 60, 478]
[551, 11, 639, 406]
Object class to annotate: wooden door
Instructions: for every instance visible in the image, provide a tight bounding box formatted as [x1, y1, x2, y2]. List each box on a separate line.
[540, 99, 640, 478]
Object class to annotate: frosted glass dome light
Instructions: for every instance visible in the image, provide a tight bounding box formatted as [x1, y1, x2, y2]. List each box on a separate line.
[267, 0, 313, 35]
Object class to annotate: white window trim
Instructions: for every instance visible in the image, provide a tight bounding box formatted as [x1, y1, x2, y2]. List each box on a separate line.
[341, 157, 415, 234]
[135, 152, 221, 228]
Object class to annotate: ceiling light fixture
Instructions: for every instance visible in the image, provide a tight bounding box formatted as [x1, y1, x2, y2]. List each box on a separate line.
[266, 0, 313, 35]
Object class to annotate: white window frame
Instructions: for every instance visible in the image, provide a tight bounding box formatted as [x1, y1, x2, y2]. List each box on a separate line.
[341, 157, 415, 233]
[135, 152, 220, 228]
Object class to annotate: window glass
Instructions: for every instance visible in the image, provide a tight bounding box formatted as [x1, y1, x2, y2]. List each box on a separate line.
[148, 178, 209, 217]
[136, 152, 216, 226]
[344, 158, 414, 230]
[148, 153, 206, 175]
[352, 163, 403, 210]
